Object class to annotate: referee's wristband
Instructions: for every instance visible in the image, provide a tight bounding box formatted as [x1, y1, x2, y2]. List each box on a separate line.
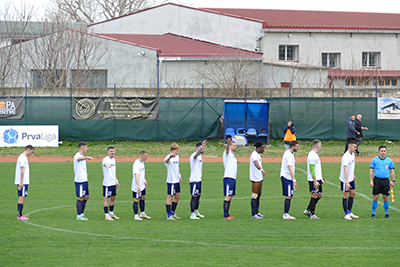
[392, 180, 396, 183]
[293, 179, 296, 182]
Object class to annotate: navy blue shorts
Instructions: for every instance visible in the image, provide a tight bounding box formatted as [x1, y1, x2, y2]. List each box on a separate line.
[223, 177, 236, 197]
[340, 180, 355, 192]
[167, 182, 181, 196]
[281, 177, 294, 197]
[17, 184, 29, 197]
[132, 188, 146, 199]
[103, 185, 117, 198]
[75, 181, 89, 197]
[190, 181, 202, 196]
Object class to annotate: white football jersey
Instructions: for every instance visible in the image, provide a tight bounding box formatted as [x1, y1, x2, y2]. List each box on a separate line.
[74, 152, 88, 183]
[307, 150, 322, 182]
[165, 154, 180, 183]
[102, 156, 116, 186]
[339, 151, 356, 183]
[280, 149, 295, 180]
[189, 152, 203, 182]
[249, 150, 263, 182]
[132, 159, 146, 192]
[15, 153, 30, 185]
[223, 151, 237, 179]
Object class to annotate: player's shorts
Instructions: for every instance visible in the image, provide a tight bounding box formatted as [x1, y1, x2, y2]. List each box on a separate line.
[75, 181, 89, 198]
[103, 185, 117, 198]
[167, 182, 181, 196]
[373, 177, 390, 196]
[281, 176, 294, 197]
[223, 177, 236, 197]
[132, 188, 146, 199]
[308, 180, 323, 194]
[190, 181, 202, 196]
[17, 184, 29, 197]
[340, 180, 355, 192]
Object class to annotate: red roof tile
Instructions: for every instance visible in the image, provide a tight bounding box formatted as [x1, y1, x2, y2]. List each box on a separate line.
[92, 33, 263, 58]
[201, 8, 400, 31]
[329, 69, 400, 78]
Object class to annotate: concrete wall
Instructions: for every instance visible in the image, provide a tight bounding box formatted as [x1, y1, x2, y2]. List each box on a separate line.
[89, 4, 262, 51]
[262, 31, 400, 70]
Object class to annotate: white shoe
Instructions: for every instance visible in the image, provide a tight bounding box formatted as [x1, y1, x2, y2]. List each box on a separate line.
[190, 214, 200, 220]
[110, 214, 120, 219]
[303, 209, 311, 217]
[349, 212, 359, 219]
[282, 213, 296, 220]
[256, 212, 266, 218]
[105, 215, 114, 221]
[140, 213, 151, 219]
[134, 215, 143, 221]
[310, 214, 320, 219]
[172, 214, 181, 220]
[167, 215, 176, 220]
[344, 214, 352, 220]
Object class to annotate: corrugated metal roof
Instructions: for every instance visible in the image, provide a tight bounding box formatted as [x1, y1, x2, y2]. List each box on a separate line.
[329, 69, 400, 78]
[201, 8, 400, 30]
[93, 33, 263, 58]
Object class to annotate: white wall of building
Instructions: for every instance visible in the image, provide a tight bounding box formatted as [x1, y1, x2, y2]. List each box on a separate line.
[262, 31, 400, 70]
[89, 4, 262, 51]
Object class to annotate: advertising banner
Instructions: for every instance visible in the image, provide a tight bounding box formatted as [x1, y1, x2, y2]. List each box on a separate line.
[378, 97, 400, 120]
[73, 97, 159, 120]
[0, 125, 59, 147]
[0, 97, 24, 119]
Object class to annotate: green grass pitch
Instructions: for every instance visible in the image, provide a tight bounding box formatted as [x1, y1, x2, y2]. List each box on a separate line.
[1, 161, 400, 266]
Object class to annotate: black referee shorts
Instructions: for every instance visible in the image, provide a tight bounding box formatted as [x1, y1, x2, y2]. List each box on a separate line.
[373, 177, 390, 196]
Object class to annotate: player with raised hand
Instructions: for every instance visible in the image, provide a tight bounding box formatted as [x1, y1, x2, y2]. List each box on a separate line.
[74, 142, 92, 221]
[188, 140, 207, 219]
[223, 138, 237, 219]
[369, 145, 395, 219]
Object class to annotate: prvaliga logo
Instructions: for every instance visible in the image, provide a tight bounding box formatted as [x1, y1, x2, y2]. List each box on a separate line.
[2, 128, 19, 144]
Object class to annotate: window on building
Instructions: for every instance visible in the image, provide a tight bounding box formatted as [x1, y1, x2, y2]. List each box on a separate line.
[71, 69, 107, 88]
[362, 52, 380, 67]
[31, 69, 66, 88]
[279, 45, 298, 61]
[345, 78, 357, 86]
[378, 78, 397, 86]
[322, 53, 340, 68]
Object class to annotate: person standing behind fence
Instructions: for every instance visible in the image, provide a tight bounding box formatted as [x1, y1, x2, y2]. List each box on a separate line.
[283, 120, 296, 150]
[74, 142, 92, 221]
[344, 115, 359, 153]
[355, 114, 368, 156]
[15, 145, 34, 220]
[165, 143, 182, 220]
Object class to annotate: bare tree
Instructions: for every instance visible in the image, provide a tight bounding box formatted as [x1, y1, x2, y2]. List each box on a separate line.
[0, 3, 35, 87]
[16, 15, 110, 95]
[46, 0, 163, 24]
[192, 51, 261, 98]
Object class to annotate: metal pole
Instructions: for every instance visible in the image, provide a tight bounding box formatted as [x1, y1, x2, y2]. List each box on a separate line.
[157, 54, 160, 98]
[25, 83, 27, 97]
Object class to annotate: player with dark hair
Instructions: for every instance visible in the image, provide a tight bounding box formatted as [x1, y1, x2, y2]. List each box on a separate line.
[280, 140, 299, 219]
[74, 142, 92, 220]
[15, 145, 34, 220]
[339, 140, 358, 220]
[102, 146, 120, 221]
[304, 139, 323, 219]
[165, 143, 182, 220]
[132, 150, 151, 220]
[369, 145, 395, 219]
[250, 141, 268, 219]
[223, 138, 237, 219]
[188, 140, 207, 219]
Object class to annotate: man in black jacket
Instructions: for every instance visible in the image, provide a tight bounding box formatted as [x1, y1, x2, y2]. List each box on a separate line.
[355, 114, 368, 156]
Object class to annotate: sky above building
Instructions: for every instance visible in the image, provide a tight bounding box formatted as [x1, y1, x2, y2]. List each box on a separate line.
[1, 0, 399, 20]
